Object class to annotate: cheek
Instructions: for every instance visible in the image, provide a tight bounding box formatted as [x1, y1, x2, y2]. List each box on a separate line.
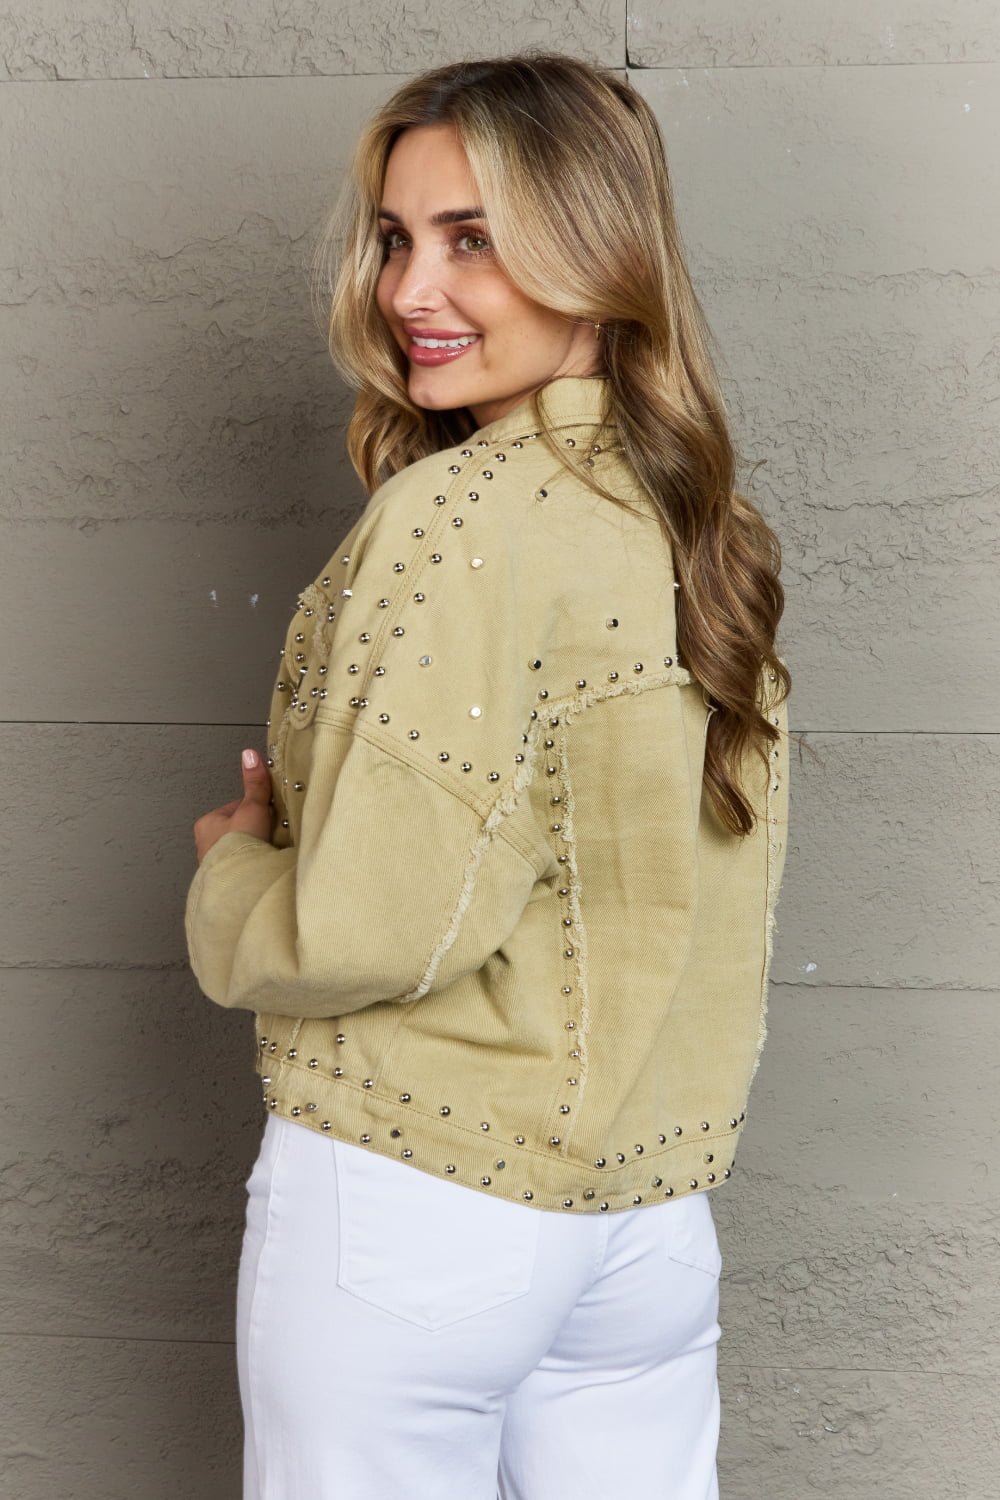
[375, 265, 397, 323]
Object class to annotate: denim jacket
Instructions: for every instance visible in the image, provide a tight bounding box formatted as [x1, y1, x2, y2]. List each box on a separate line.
[185, 376, 789, 1213]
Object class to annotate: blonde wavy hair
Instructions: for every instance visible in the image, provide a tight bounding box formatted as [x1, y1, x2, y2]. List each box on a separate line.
[312, 53, 790, 836]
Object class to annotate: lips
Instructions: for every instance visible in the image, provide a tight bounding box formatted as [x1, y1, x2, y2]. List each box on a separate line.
[406, 330, 481, 367]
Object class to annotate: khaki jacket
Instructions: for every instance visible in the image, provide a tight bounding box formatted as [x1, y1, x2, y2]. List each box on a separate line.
[185, 376, 789, 1213]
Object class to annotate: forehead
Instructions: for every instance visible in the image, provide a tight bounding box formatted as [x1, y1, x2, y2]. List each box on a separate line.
[380, 125, 481, 217]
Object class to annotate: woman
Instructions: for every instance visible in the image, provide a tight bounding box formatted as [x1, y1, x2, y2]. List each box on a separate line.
[186, 53, 790, 1500]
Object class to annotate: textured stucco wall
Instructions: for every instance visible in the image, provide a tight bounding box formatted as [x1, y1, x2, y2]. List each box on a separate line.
[2, 5, 997, 1496]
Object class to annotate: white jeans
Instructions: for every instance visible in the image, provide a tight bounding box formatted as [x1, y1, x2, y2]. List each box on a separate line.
[237, 1114, 722, 1500]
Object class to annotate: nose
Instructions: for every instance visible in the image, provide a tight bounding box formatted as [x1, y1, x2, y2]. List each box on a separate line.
[389, 238, 448, 318]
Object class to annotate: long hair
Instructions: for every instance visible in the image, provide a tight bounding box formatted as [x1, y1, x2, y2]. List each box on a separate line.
[312, 53, 790, 836]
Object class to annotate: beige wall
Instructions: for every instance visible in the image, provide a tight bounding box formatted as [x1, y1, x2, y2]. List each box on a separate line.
[2, 6, 997, 1496]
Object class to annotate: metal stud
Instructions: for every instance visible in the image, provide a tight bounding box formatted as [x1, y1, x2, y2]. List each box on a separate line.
[549, 1136, 561, 1145]
[523, 1190, 533, 1200]
[690, 1179, 698, 1189]
[576, 679, 586, 689]
[439, 1106, 451, 1115]
[495, 1160, 506, 1170]
[634, 663, 644, 673]
[363, 1079, 374, 1088]
[448, 465, 460, 473]
[488, 771, 499, 782]
[530, 659, 542, 670]
[608, 671, 619, 681]
[616, 1153, 625, 1163]
[336, 1033, 346, 1043]
[393, 626, 405, 636]
[409, 729, 419, 739]
[378, 598, 389, 608]
[419, 655, 432, 666]
[599, 1202, 609, 1212]
[559, 1104, 570, 1114]
[635, 1144, 644, 1154]
[379, 713, 390, 723]
[402, 1149, 413, 1158]
[481, 1122, 490, 1131]
[469, 706, 482, 717]
[446, 1164, 456, 1173]
[471, 557, 483, 568]
[664, 656, 673, 667]
[412, 527, 424, 537]
[461, 449, 472, 457]
[431, 553, 442, 563]
[461, 761, 472, 771]
[481, 1176, 491, 1186]
[563, 1199, 574, 1208]
[393, 562, 405, 572]
[390, 1128, 401, 1138]
[468, 492, 479, 501]
[400, 1093, 411, 1102]
[321, 1121, 332, 1131]
[360, 1133, 370, 1143]
[414, 592, 425, 602]
[452, 517, 463, 527]
[701, 1121, 710, 1131]
[483, 470, 493, 479]
[674, 1126, 683, 1136]
[515, 1135, 525, 1144]
[606, 618, 619, 629]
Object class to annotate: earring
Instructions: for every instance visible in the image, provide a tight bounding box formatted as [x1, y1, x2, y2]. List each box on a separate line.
[594, 322, 601, 338]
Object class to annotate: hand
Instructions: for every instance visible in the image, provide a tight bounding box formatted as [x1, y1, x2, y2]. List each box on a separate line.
[193, 748, 276, 864]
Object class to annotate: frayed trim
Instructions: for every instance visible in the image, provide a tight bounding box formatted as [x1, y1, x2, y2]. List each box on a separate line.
[554, 729, 591, 1116]
[402, 707, 550, 1002]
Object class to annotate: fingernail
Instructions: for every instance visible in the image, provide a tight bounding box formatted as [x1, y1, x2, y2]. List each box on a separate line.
[242, 748, 258, 769]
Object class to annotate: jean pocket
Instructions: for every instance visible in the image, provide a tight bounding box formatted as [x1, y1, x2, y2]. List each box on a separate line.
[334, 1142, 541, 1330]
[664, 1190, 723, 1279]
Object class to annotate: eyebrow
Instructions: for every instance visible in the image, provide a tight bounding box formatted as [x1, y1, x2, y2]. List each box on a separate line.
[378, 206, 486, 227]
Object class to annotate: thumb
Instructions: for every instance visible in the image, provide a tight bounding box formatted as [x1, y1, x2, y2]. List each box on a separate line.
[240, 748, 272, 803]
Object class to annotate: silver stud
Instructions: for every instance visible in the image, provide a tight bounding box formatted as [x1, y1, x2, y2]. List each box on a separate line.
[412, 527, 424, 537]
[483, 470, 493, 479]
[414, 592, 425, 602]
[634, 663, 644, 673]
[481, 1176, 491, 1186]
[393, 562, 405, 572]
[559, 1104, 570, 1115]
[452, 517, 463, 528]
[439, 752, 449, 762]
[321, 1121, 332, 1131]
[400, 1093, 411, 1102]
[530, 659, 542, 670]
[608, 671, 619, 681]
[538, 488, 548, 498]
[393, 626, 405, 636]
[322, 577, 331, 586]
[562, 986, 572, 995]
[633, 1194, 642, 1205]
[318, 664, 328, 674]
[409, 729, 419, 739]
[576, 679, 586, 689]
[599, 1202, 609, 1212]
[563, 1199, 574, 1208]
[260, 1076, 272, 1085]
[495, 1160, 506, 1169]
[363, 1079, 373, 1088]
[336, 1033, 346, 1043]
[431, 553, 442, 563]
[402, 1149, 413, 1158]
[565, 438, 576, 447]
[446, 1164, 456, 1173]
[435, 495, 447, 504]
[701, 1121, 710, 1131]
[419, 655, 432, 666]
[549, 1136, 561, 1145]
[461, 448, 473, 457]
[468, 492, 479, 501]
[469, 706, 482, 718]
[461, 762, 472, 771]
[606, 617, 619, 629]
[523, 1190, 533, 1200]
[674, 1126, 683, 1136]
[653, 1176, 662, 1187]
[584, 1189, 595, 1200]
[333, 1067, 343, 1077]
[665, 1186, 674, 1196]
[658, 1134, 666, 1143]
[730, 1118, 738, 1128]
[616, 1153, 625, 1163]
[378, 598, 389, 608]
[724, 1168, 731, 1178]
[539, 689, 549, 700]
[481, 1122, 490, 1131]
[360, 1133, 370, 1143]
[379, 713, 390, 723]
[514, 753, 524, 762]
[488, 771, 499, 782]
[449, 465, 460, 473]
[439, 1106, 451, 1115]
[635, 1144, 644, 1154]
[470, 557, 483, 568]
[342, 588, 352, 598]
[664, 656, 673, 667]
[515, 1135, 525, 1144]
[707, 1172, 716, 1182]
[294, 632, 304, 642]
[565, 1020, 575, 1029]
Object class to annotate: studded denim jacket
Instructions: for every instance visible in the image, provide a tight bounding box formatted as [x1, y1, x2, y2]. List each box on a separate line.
[184, 376, 790, 1214]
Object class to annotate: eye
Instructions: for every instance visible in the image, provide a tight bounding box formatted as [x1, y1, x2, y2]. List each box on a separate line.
[457, 231, 491, 257]
[381, 229, 409, 253]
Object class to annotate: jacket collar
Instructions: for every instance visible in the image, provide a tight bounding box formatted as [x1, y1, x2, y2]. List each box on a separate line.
[470, 376, 615, 447]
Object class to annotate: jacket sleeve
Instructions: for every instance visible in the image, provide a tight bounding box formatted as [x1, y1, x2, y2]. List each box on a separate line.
[184, 463, 559, 1018]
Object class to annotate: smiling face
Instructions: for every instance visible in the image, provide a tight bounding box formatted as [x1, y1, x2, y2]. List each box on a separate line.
[375, 124, 602, 427]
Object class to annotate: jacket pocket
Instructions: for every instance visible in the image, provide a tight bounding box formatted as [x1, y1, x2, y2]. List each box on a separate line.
[663, 1190, 723, 1279]
[333, 1141, 541, 1330]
